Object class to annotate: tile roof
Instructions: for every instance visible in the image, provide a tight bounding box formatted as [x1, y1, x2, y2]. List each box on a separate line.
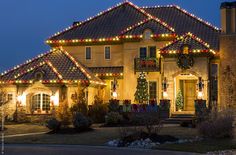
[46, 2, 220, 51]
[121, 18, 174, 35]
[0, 49, 105, 85]
[47, 1, 175, 42]
[161, 33, 208, 51]
[143, 6, 220, 50]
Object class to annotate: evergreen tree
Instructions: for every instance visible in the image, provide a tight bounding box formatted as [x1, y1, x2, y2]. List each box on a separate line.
[176, 89, 184, 111]
[134, 72, 149, 103]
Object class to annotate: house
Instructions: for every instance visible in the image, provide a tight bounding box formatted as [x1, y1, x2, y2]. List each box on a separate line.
[0, 1, 235, 119]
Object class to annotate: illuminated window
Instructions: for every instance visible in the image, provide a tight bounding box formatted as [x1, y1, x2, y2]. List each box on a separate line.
[31, 93, 50, 112]
[105, 46, 111, 60]
[7, 94, 13, 101]
[149, 81, 157, 100]
[85, 47, 91, 60]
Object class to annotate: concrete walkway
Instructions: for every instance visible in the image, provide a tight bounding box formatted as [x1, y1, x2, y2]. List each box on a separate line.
[4, 144, 202, 155]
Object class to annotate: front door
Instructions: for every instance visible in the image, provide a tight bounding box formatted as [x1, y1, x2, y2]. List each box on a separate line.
[184, 80, 197, 111]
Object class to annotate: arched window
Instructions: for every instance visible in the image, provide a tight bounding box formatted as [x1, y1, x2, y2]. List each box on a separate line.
[31, 93, 50, 112]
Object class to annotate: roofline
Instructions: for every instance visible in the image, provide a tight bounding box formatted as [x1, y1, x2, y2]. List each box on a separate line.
[0, 50, 53, 77]
[141, 5, 221, 31]
[120, 18, 175, 35]
[46, 1, 175, 43]
[160, 32, 216, 55]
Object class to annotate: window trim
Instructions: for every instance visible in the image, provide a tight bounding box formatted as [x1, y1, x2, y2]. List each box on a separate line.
[31, 93, 51, 114]
[149, 46, 157, 58]
[104, 46, 111, 60]
[85, 46, 92, 60]
[139, 47, 147, 58]
[144, 29, 152, 40]
[149, 81, 158, 100]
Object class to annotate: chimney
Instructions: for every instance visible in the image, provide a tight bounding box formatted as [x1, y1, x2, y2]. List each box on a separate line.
[221, 2, 236, 33]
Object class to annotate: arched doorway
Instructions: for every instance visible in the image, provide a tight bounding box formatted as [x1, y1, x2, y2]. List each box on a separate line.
[173, 71, 199, 113]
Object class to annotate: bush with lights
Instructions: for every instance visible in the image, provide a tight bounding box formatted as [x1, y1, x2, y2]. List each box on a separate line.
[134, 72, 149, 104]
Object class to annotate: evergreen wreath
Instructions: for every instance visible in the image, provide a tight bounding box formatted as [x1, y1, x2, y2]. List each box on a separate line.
[177, 53, 194, 70]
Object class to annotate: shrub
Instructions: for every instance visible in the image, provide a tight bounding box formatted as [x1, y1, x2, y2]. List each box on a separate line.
[105, 112, 123, 125]
[73, 112, 92, 132]
[88, 96, 108, 123]
[108, 99, 120, 112]
[70, 102, 88, 116]
[56, 100, 72, 128]
[130, 113, 163, 136]
[198, 109, 234, 138]
[46, 118, 61, 132]
[70, 89, 88, 116]
[14, 106, 29, 123]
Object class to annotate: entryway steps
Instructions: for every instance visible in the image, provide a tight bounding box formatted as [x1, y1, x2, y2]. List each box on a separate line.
[163, 114, 195, 124]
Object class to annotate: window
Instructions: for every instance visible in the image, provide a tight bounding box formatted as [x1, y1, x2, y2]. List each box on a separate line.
[211, 64, 218, 102]
[31, 93, 50, 112]
[85, 47, 91, 60]
[149, 46, 156, 58]
[105, 46, 111, 60]
[140, 47, 147, 58]
[144, 30, 152, 40]
[7, 94, 13, 101]
[149, 81, 157, 100]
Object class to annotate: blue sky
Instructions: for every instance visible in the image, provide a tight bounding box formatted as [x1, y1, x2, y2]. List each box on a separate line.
[0, 0, 231, 72]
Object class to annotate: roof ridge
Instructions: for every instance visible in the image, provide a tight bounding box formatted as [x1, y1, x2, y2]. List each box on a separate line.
[172, 5, 220, 31]
[0, 49, 53, 77]
[120, 17, 174, 35]
[140, 5, 175, 9]
[125, 2, 175, 33]
[47, 1, 175, 42]
[141, 4, 220, 31]
[60, 48, 92, 80]
[47, 1, 129, 41]
[45, 60, 63, 80]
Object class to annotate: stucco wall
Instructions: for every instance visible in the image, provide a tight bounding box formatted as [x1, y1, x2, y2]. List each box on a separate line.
[163, 57, 209, 112]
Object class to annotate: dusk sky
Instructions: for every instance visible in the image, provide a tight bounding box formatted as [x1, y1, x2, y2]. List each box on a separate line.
[0, 0, 231, 72]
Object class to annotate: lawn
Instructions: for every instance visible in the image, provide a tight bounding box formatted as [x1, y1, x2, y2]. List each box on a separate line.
[4, 123, 49, 136]
[3, 123, 236, 153]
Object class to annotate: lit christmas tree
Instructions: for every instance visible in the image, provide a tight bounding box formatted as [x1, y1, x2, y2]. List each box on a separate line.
[176, 89, 184, 111]
[134, 72, 149, 104]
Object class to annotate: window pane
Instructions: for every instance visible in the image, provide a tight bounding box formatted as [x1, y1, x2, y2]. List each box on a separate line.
[7, 94, 13, 101]
[105, 47, 110, 59]
[140, 47, 147, 58]
[86, 47, 91, 60]
[149, 46, 156, 58]
[32, 94, 41, 111]
[149, 82, 157, 100]
[144, 31, 151, 40]
[42, 94, 50, 111]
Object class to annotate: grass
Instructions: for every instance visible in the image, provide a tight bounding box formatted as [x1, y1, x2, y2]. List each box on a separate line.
[3, 123, 236, 153]
[156, 139, 236, 153]
[4, 123, 49, 135]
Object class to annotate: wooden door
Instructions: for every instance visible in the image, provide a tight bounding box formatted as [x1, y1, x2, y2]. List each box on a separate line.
[184, 80, 197, 111]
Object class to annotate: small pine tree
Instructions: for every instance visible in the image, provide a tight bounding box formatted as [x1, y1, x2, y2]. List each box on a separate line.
[134, 72, 149, 104]
[176, 89, 184, 111]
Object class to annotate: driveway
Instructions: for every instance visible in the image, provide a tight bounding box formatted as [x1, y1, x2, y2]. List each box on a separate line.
[4, 144, 202, 155]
